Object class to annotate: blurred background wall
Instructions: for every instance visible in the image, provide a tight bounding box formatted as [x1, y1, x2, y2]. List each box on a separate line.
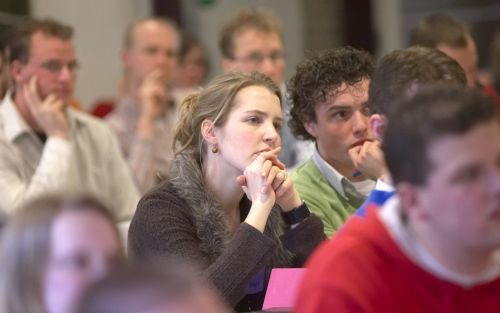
[0, 0, 499, 110]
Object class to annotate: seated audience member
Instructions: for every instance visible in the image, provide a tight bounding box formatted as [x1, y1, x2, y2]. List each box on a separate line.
[0, 18, 138, 220]
[77, 264, 230, 313]
[172, 32, 208, 103]
[128, 71, 325, 312]
[411, 13, 478, 88]
[356, 46, 467, 214]
[288, 47, 382, 237]
[219, 7, 312, 168]
[295, 86, 500, 313]
[106, 18, 179, 194]
[0, 195, 125, 313]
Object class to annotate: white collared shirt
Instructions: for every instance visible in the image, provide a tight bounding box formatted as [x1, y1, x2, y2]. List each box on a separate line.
[0, 92, 139, 221]
[311, 146, 374, 200]
[378, 196, 500, 287]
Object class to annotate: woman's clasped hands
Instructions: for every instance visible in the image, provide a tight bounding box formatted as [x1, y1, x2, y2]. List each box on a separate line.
[236, 147, 302, 213]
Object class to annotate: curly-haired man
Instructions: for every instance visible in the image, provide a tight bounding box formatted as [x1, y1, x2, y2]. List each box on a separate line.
[288, 47, 382, 236]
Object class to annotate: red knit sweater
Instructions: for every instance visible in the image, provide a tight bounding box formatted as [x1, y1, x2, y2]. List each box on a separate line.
[295, 206, 500, 313]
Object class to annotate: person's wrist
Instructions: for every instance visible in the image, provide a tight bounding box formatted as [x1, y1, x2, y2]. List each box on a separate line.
[46, 127, 69, 140]
[281, 200, 310, 225]
[279, 191, 302, 212]
[48, 132, 69, 140]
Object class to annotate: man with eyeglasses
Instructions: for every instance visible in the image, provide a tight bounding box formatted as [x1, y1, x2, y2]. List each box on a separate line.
[106, 18, 179, 194]
[0, 18, 139, 221]
[219, 7, 313, 168]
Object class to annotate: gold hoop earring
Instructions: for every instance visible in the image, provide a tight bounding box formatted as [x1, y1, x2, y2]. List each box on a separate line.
[211, 145, 218, 153]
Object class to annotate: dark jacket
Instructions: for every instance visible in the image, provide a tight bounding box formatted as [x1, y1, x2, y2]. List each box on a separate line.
[128, 154, 325, 311]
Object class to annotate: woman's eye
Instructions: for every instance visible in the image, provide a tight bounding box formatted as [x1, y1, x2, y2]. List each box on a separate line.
[274, 122, 282, 131]
[247, 116, 260, 124]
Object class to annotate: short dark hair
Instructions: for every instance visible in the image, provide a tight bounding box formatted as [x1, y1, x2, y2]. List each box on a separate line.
[9, 18, 73, 64]
[411, 13, 470, 48]
[288, 46, 374, 141]
[383, 86, 497, 186]
[219, 7, 282, 59]
[369, 46, 467, 115]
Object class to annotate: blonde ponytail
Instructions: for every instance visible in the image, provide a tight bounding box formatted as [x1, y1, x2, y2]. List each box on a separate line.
[173, 92, 201, 156]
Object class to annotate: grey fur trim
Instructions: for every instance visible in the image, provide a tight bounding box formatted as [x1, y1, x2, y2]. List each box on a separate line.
[169, 154, 293, 266]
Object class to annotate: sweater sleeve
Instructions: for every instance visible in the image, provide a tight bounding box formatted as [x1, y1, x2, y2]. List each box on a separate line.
[128, 187, 277, 306]
[280, 215, 326, 267]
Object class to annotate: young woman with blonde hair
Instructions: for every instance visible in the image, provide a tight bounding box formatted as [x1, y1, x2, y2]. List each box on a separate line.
[129, 71, 325, 312]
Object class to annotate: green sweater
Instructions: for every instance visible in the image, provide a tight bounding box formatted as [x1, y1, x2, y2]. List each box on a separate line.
[291, 159, 365, 237]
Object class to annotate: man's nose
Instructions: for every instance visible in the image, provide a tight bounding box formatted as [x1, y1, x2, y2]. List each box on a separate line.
[58, 65, 73, 82]
[352, 110, 368, 136]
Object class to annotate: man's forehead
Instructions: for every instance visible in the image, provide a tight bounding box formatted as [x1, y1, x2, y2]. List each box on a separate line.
[427, 122, 500, 172]
[31, 31, 72, 46]
[30, 31, 75, 57]
[130, 21, 177, 46]
[233, 29, 282, 48]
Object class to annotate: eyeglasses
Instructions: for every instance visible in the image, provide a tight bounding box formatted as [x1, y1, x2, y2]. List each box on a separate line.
[235, 51, 285, 66]
[142, 46, 178, 59]
[37, 60, 80, 74]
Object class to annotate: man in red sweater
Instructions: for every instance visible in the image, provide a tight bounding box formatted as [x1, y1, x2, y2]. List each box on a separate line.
[295, 86, 500, 313]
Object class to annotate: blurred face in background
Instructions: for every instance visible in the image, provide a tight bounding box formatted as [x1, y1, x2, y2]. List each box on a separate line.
[12, 31, 77, 106]
[222, 29, 285, 85]
[123, 21, 178, 87]
[43, 209, 123, 313]
[174, 45, 207, 88]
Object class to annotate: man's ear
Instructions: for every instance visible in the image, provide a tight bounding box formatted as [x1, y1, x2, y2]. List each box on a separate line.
[397, 182, 429, 221]
[370, 114, 386, 141]
[10, 60, 26, 85]
[201, 119, 217, 145]
[303, 120, 318, 139]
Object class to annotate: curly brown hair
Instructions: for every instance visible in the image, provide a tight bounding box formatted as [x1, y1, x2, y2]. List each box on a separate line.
[287, 46, 374, 141]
